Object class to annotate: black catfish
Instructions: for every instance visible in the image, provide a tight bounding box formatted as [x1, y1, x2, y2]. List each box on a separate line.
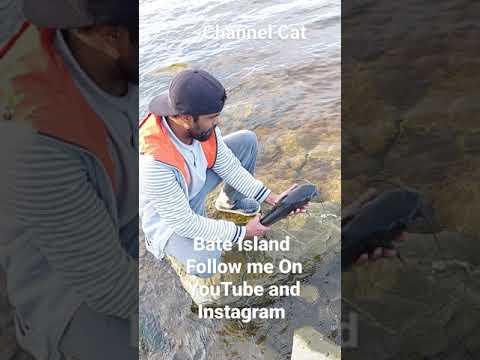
[260, 184, 319, 226]
[341, 188, 427, 270]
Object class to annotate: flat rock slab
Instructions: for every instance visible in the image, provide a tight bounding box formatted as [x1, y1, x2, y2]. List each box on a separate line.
[291, 327, 341, 360]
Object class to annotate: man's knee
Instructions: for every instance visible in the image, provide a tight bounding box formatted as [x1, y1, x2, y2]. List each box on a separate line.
[225, 130, 258, 155]
[238, 130, 258, 148]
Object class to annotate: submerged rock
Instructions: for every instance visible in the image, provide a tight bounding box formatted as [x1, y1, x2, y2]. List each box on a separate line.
[151, 63, 190, 76]
[342, 231, 480, 359]
[342, 0, 480, 238]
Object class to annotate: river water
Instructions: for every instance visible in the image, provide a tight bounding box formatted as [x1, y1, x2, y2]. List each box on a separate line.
[139, 0, 340, 359]
[140, 0, 340, 198]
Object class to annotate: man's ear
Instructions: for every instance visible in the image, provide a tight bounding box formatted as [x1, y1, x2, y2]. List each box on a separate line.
[170, 115, 193, 129]
[184, 115, 195, 128]
[95, 25, 123, 59]
[177, 115, 194, 130]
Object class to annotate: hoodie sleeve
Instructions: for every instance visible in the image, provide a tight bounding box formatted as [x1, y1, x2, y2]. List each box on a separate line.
[141, 156, 246, 244]
[10, 135, 138, 319]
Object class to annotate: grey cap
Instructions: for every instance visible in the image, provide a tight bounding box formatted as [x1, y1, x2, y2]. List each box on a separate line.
[22, 0, 137, 29]
[149, 69, 227, 117]
[22, 0, 94, 28]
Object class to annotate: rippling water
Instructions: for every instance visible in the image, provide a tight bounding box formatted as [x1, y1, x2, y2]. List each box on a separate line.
[140, 0, 340, 197]
[139, 1, 340, 359]
[139, 0, 340, 126]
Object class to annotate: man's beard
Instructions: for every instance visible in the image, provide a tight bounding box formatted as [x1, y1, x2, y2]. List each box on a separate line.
[190, 126, 216, 142]
[119, 56, 139, 85]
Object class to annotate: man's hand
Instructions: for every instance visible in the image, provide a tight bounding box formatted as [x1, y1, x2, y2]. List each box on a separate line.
[265, 184, 310, 215]
[245, 215, 271, 239]
[354, 233, 406, 265]
[343, 188, 407, 265]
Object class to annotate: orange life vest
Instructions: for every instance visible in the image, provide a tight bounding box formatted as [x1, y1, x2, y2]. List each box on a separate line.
[0, 22, 116, 187]
[139, 113, 217, 185]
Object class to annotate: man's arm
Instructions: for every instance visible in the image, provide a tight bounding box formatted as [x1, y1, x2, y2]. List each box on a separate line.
[212, 128, 271, 203]
[141, 157, 245, 243]
[12, 136, 137, 319]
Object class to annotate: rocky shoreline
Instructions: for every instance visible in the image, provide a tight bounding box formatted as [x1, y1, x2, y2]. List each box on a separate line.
[140, 200, 341, 360]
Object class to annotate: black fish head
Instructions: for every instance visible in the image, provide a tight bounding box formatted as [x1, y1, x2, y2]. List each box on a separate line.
[284, 184, 319, 204]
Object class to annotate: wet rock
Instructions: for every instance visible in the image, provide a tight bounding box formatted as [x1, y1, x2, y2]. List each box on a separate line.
[340, 136, 383, 181]
[299, 285, 320, 304]
[139, 231, 299, 360]
[342, 0, 480, 238]
[383, 92, 480, 236]
[343, 231, 480, 359]
[465, 326, 480, 353]
[291, 327, 340, 360]
[140, 186, 341, 359]
[255, 124, 340, 203]
[139, 234, 216, 360]
[343, 67, 400, 157]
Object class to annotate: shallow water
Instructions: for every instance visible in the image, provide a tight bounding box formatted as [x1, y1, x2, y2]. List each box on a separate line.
[140, 0, 340, 196]
[139, 0, 340, 359]
[140, 1, 339, 134]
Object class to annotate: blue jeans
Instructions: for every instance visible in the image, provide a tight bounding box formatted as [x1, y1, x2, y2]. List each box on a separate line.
[164, 130, 259, 277]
